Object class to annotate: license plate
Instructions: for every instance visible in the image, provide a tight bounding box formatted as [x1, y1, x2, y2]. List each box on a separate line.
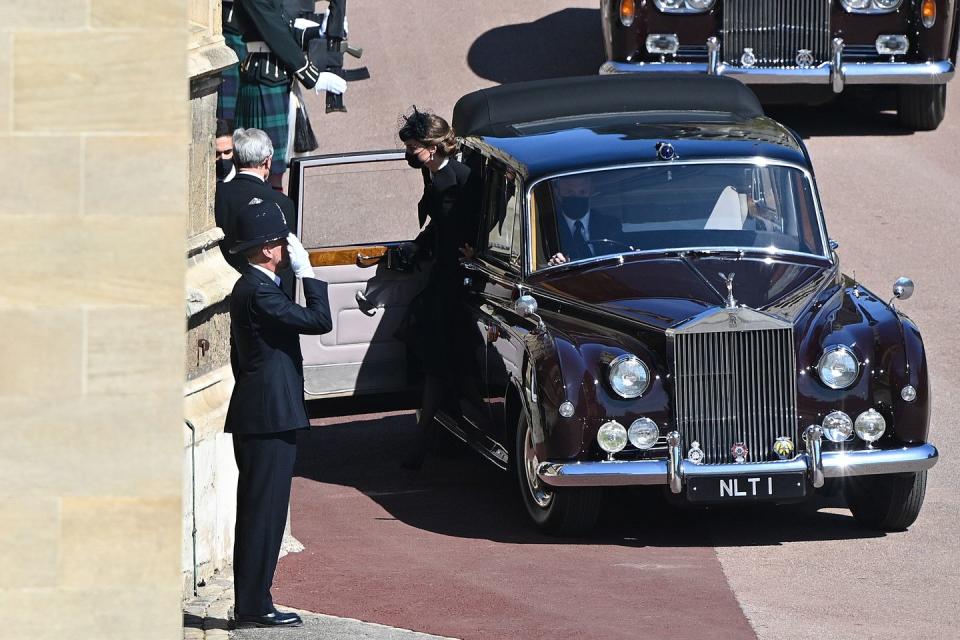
[687, 473, 806, 503]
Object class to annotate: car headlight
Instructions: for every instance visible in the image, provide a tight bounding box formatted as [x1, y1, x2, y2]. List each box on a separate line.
[855, 409, 887, 443]
[654, 0, 716, 13]
[840, 0, 902, 13]
[822, 411, 854, 443]
[628, 418, 660, 449]
[817, 346, 860, 390]
[609, 354, 651, 398]
[598, 421, 628, 453]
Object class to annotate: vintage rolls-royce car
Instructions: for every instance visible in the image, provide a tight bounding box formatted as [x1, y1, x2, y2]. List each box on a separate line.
[600, 0, 957, 130]
[289, 74, 938, 535]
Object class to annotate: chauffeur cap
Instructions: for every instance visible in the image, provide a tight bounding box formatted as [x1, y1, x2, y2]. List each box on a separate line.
[229, 200, 290, 254]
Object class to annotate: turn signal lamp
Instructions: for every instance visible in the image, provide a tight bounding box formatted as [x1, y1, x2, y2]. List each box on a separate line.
[598, 421, 628, 454]
[922, 0, 936, 28]
[620, 0, 636, 27]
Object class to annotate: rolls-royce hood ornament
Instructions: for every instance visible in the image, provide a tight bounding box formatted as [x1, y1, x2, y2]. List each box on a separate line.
[718, 272, 737, 308]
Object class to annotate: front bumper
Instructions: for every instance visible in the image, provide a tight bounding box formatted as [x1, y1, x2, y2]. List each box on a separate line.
[538, 427, 939, 493]
[600, 37, 954, 93]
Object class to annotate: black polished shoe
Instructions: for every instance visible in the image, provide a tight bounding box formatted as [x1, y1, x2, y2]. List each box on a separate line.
[234, 609, 303, 628]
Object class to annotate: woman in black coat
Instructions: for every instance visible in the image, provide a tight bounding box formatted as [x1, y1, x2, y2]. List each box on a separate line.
[397, 107, 478, 469]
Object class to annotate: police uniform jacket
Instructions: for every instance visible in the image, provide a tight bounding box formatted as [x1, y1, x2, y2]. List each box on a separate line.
[225, 267, 332, 435]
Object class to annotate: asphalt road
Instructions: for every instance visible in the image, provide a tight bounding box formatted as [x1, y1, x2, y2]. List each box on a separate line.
[283, 2, 960, 638]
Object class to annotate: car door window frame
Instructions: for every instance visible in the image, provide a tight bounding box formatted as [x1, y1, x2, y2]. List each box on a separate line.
[478, 163, 523, 275]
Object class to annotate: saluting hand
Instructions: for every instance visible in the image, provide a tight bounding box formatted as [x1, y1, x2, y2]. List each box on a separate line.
[286, 234, 315, 279]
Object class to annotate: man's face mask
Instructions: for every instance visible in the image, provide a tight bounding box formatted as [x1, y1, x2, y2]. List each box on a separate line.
[216, 157, 235, 180]
[560, 195, 589, 219]
[405, 150, 426, 169]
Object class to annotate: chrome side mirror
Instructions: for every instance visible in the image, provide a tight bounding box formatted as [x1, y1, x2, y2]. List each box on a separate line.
[515, 295, 538, 317]
[893, 277, 914, 301]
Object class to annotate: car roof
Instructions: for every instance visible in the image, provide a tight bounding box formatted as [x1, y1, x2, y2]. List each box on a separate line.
[452, 75, 807, 182]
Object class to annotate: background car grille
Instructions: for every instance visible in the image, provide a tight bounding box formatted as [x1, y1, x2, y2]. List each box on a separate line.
[722, 0, 831, 68]
[673, 328, 798, 464]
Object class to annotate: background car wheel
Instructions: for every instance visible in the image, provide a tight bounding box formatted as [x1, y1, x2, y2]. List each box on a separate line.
[845, 471, 927, 532]
[897, 84, 946, 131]
[515, 413, 601, 536]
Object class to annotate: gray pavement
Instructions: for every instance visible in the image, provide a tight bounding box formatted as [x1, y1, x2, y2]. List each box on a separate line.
[232, 612, 454, 640]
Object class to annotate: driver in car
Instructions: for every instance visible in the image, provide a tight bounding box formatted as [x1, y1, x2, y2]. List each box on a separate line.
[547, 175, 623, 266]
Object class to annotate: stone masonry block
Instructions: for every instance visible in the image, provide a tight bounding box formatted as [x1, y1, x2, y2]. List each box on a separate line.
[0, 0, 86, 29]
[0, 497, 59, 588]
[91, 0, 187, 29]
[86, 306, 185, 396]
[0, 308, 82, 398]
[0, 35, 10, 133]
[60, 496, 182, 588]
[0, 135, 82, 215]
[84, 135, 187, 216]
[0, 587, 182, 640]
[0, 396, 182, 498]
[0, 215, 185, 308]
[13, 30, 187, 133]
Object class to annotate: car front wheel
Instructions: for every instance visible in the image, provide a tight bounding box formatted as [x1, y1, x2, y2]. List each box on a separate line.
[897, 84, 946, 131]
[515, 412, 601, 536]
[845, 471, 927, 531]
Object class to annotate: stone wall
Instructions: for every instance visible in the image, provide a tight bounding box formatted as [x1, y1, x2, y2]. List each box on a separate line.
[0, 1, 189, 638]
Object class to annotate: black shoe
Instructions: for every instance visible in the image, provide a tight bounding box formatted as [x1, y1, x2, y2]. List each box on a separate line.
[234, 609, 303, 628]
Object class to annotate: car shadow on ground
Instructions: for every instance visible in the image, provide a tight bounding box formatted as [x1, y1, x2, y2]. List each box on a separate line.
[766, 91, 914, 139]
[466, 8, 604, 83]
[296, 412, 885, 548]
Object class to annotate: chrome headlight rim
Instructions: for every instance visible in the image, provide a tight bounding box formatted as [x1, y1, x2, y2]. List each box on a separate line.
[653, 0, 716, 14]
[840, 0, 903, 14]
[628, 417, 660, 450]
[855, 408, 887, 443]
[608, 353, 651, 399]
[817, 345, 861, 390]
[822, 410, 854, 443]
[597, 420, 628, 454]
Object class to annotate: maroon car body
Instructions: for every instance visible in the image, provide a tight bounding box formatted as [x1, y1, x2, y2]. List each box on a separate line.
[600, 0, 957, 130]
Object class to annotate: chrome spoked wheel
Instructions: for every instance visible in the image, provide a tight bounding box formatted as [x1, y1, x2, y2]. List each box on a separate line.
[523, 423, 553, 508]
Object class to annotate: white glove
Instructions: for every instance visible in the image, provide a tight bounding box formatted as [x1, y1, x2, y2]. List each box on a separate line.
[319, 12, 348, 37]
[293, 17, 321, 30]
[314, 72, 346, 95]
[286, 233, 314, 279]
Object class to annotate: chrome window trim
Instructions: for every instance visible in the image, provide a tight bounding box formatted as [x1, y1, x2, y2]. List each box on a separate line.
[523, 157, 832, 275]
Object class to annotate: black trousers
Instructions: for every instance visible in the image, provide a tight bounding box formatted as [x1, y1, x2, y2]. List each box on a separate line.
[232, 429, 298, 616]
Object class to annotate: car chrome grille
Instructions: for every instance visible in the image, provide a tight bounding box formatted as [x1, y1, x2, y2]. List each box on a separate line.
[673, 328, 797, 464]
[722, 0, 831, 68]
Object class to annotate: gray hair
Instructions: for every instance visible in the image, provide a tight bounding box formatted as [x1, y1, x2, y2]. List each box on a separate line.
[233, 128, 274, 168]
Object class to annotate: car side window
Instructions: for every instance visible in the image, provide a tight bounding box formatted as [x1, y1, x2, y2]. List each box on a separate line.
[482, 167, 521, 269]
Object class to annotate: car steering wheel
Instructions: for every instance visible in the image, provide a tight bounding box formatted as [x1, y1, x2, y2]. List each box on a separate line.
[585, 238, 635, 252]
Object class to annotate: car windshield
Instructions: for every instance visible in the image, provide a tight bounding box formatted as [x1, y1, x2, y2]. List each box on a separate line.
[530, 163, 826, 270]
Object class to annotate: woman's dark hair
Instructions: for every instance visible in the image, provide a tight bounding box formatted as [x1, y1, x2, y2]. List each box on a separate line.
[398, 106, 457, 158]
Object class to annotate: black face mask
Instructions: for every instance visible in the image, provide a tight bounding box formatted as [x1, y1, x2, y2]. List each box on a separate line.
[405, 151, 426, 169]
[560, 196, 589, 219]
[216, 157, 235, 180]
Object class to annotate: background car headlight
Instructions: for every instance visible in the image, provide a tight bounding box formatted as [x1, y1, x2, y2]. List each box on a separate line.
[609, 354, 650, 398]
[654, 0, 715, 13]
[840, 0, 902, 13]
[628, 418, 659, 449]
[597, 421, 628, 453]
[855, 409, 886, 443]
[817, 346, 860, 390]
[822, 411, 854, 443]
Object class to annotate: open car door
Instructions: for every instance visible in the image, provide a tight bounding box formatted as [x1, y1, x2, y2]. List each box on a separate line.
[289, 151, 428, 398]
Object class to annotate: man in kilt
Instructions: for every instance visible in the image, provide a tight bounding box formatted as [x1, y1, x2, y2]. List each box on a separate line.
[233, 0, 346, 190]
[217, 1, 247, 121]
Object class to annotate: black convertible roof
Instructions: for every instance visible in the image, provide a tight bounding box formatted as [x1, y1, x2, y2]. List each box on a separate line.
[452, 74, 765, 138]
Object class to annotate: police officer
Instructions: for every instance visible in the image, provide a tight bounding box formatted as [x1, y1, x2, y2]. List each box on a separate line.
[233, 0, 346, 190]
[225, 201, 332, 628]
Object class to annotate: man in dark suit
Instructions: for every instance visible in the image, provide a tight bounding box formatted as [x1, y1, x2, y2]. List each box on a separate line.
[547, 174, 624, 266]
[225, 201, 332, 628]
[216, 127, 297, 297]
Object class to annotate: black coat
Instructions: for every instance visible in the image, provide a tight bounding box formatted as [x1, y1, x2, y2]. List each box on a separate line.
[413, 159, 478, 266]
[554, 211, 622, 261]
[225, 268, 332, 435]
[215, 172, 298, 295]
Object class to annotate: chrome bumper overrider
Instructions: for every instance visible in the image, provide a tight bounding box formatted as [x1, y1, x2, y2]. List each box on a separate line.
[600, 38, 954, 92]
[537, 427, 939, 494]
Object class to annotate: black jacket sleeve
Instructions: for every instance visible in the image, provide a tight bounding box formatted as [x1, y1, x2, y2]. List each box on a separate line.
[253, 276, 332, 335]
[237, 0, 321, 88]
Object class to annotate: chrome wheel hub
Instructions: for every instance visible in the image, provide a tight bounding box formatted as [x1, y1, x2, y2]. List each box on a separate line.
[524, 425, 553, 508]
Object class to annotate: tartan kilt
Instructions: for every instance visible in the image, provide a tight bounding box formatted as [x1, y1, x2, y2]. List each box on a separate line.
[234, 80, 291, 176]
[216, 32, 247, 122]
